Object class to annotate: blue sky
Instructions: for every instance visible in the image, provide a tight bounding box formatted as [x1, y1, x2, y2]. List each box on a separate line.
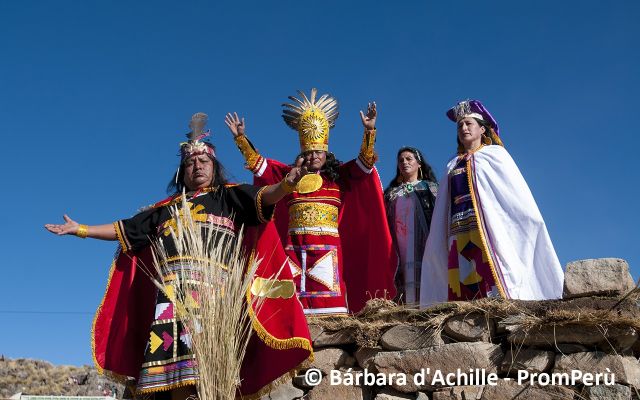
[1, 1, 638, 366]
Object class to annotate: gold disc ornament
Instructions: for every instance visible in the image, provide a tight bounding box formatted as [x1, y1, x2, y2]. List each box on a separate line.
[296, 174, 323, 194]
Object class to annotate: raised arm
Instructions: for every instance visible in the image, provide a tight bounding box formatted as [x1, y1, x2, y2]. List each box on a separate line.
[225, 112, 265, 174]
[358, 102, 378, 170]
[44, 214, 117, 240]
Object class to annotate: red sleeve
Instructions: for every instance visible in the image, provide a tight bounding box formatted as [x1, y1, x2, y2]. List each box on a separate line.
[254, 158, 291, 186]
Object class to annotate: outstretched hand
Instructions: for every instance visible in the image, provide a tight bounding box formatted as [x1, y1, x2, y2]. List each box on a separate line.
[224, 112, 246, 137]
[44, 214, 79, 236]
[286, 157, 309, 185]
[359, 102, 377, 130]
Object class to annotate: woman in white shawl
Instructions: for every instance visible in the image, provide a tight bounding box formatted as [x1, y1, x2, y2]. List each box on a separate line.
[420, 100, 564, 306]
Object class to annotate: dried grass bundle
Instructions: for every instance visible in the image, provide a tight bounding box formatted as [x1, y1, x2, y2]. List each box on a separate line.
[147, 195, 263, 400]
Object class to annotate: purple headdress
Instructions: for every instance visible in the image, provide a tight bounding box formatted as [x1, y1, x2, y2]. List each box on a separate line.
[447, 100, 503, 147]
[447, 99, 500, 136]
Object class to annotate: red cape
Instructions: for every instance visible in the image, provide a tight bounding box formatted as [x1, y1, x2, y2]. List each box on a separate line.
[91, 217, 312, 398]
[255, 159, 397, 313]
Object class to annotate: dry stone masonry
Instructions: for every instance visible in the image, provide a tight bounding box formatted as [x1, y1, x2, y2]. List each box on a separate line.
[262, 258, 640, 400]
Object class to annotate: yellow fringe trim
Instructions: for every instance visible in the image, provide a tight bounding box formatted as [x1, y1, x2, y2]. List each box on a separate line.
[244, 250, 313, 354]
[136, 379, 197, 395]
[113, 221, 129, 253]
[465, 158, 507, 298]
[246, 288, 314, 354]
[255, 186, 273, 223]
[91, 248, 132, 385]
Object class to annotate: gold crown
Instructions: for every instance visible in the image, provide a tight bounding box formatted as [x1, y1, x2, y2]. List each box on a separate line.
[282, 88, 339, 152]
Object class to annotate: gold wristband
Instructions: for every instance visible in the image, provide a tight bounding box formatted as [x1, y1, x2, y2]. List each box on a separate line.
[234, 134, 262, 171]
[280, 178, 296, 194]
[359, 128, 378, 168]
[77, 224, 89, 239]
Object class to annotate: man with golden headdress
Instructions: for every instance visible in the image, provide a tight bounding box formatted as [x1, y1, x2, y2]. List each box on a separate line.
[226, 89, 397, 315]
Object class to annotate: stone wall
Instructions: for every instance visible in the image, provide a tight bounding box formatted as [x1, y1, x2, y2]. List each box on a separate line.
[262, 258, 640, 400]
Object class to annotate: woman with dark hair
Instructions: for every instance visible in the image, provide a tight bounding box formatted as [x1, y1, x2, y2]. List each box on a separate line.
[45, 113, 313, 399]
[420, 100, 564, 306]
[384, 147, 438, 304]
[227, 88, 397, 315]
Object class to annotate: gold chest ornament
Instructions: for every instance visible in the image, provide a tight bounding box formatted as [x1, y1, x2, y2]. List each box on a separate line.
[296, 173, 323, 194]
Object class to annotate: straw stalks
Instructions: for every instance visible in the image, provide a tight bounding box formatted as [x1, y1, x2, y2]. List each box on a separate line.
[148, 195, 263, 400]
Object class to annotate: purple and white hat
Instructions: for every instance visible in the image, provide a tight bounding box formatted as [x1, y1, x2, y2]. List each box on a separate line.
[446, 99, 500, 136]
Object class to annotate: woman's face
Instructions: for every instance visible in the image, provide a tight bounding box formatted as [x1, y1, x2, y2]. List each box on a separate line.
[183, 154, 214, 190]
[457, 117, 486, 149]
[397, 151, 420, 181]
[303, 150, 326, 172]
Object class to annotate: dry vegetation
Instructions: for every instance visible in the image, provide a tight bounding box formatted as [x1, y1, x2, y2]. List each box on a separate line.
[308, 293, 640, 348]
[0, 357, 122, 398]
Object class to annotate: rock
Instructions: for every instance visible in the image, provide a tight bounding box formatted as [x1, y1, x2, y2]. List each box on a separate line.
[261, 380, 304, 400]
[354, 348, 381, 371]
[500, 348, 555, 374]
[342, 354, 357, 368]
[583, 383, 632, 400]
[374, 387, 414, 399]
[305, 372, 370, 400]
[554, 352, 640, 389]
[443, 313, 494, 342]
[308, 323, 324, 341]
[314, 329, 356, 347]
[373, 342, 503, 392]
[415, 393, 429, 400]
[481, 379, 575, 399]
[380, 325, 444, 350]
[633, 338, 640, 358]
[432, 386, 483, 400]
[555, 343, 591, 354]
[311, 348, 350, 375]
[508, 324, 638, 352]
[563, 258, 636, 299]
[292, 373, 318, 390]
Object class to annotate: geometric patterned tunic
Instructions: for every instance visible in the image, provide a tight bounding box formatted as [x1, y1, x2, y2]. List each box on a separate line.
[447, 155, 499, 300]
[113, 185, 270, 394]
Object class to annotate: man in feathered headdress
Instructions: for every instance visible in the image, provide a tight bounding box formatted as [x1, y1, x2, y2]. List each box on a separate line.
[226, 89, 397, 315]
[46, 113, 313, 398]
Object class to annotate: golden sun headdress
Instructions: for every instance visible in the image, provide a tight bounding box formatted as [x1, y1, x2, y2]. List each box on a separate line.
[282, 88, 339, 153]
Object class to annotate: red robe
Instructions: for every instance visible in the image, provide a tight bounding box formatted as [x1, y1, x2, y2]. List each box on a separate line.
[91, 197, 312, 398]
[254, 158, 397, 314]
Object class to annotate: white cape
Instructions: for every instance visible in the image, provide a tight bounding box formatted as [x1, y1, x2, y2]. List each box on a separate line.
[420, 145, 564, 306]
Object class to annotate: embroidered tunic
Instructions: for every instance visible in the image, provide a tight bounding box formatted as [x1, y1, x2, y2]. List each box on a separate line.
[255, 161, 371, 315]
[447, 157, 498, 300]
[113, 185, 272, 393]
[384, 180, 438, 304]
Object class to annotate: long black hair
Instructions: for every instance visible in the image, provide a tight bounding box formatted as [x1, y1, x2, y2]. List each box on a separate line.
[294, 151, 342, 182]
[385, 146, 437, 191]
[167, 143, 229, 194]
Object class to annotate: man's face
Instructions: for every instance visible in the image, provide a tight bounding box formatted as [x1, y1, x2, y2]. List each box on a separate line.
[183, 154, 214, 190]
[303, 150, 326, 172]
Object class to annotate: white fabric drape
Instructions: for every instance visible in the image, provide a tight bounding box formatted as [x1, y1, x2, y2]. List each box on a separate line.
[420, 145, 564, 307]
